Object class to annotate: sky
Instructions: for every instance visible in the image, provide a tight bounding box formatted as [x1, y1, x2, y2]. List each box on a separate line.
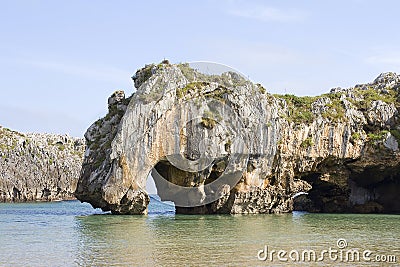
[1, 0, 400, 137]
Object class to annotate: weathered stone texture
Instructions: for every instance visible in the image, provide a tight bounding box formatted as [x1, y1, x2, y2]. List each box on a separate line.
[0, 127, 84, 202]
[75, 62, 400, 214]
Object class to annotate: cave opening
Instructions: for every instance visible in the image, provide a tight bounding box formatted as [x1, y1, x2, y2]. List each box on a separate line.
[145, 171, 175, 215]
[292, 192, 313, 212]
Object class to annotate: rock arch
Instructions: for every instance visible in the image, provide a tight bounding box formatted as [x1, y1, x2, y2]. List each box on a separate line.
[75, 63, 400, 215]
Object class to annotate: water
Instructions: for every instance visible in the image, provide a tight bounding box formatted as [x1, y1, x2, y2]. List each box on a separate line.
[0, 197, 399, 266]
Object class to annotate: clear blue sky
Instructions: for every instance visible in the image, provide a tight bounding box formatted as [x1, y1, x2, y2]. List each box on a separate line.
[1, 0, 400, 137]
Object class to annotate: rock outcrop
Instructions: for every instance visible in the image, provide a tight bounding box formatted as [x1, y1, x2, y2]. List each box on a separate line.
[75, 62, 400, 214]
[0, 127, 84, 202]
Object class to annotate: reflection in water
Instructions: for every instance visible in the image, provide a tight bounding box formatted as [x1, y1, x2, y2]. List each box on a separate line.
[0, 201, 399, 266]
[75, 215, 155, 266]
[74, 212, 400, 266]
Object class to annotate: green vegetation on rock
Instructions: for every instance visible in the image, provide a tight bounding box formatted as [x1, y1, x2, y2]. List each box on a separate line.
[0, 126, 84, 202]
[56, 143, 66, 151]
[201, 117, 216, 129]
[300, 137, 314, 148]
[200, 110, 220, 129]
[224, 139, 232, 152]
[105, 105, 125, 121]
[351, 132, 361, 141]
[356, 86, 397, 108]
[322, 96, 346, 122]
[256, 83, 266, 94]
[177, 63, 248, 88]
[273, 94, 317, 124]
[203, 87, 232, 102]
[133, 60, 171, 89]
[177, 63, 195, 81]
[272, 78, 399, 125]
[176, 81, 232, 103]
[176, 81, 208, 98]
[367, 130, 389, 142]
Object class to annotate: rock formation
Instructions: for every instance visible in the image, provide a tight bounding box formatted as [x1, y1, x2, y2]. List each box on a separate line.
[0, 127, 84, 202]
[75, 61, 400, 214]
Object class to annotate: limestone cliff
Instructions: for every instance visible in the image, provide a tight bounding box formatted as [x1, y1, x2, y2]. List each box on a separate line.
[75, 61, 400, 214]
[0, 126, 84, 202]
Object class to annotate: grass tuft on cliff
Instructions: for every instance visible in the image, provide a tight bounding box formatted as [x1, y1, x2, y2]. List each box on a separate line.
[273, 94, 317, 124]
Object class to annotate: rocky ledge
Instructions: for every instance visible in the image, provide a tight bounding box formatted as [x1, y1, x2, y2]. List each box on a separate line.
[75, 61, 400, 214]
[0, 127, 84, 202]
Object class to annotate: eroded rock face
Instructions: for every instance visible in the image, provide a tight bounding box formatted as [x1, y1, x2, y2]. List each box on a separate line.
[0, 127, 84, 202]
[75, 63, 400, 214]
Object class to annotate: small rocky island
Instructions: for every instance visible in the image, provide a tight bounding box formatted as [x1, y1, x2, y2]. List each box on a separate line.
[75, 62, 400, 215]
[0, 127, 84, 202]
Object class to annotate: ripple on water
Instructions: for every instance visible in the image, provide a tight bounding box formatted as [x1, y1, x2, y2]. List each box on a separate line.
[0, 200, 399, 266]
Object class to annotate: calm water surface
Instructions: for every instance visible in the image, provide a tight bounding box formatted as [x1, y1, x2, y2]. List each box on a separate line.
[0, 196, 399, 266]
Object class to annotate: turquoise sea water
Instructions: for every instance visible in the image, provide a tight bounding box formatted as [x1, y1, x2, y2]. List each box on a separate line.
[0, 196, 399, 266]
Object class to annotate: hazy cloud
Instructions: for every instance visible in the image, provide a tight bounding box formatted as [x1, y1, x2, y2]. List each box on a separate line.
[363, 46, 400, 71]
[0, 105, 87, 137]
[21, 59, 131, 84]
[226, 1, 308, 22]
[366, 53, 400, 66]
[202, 39, 304, 69]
